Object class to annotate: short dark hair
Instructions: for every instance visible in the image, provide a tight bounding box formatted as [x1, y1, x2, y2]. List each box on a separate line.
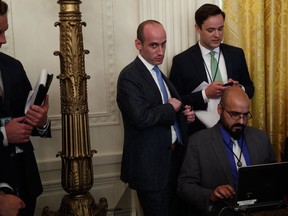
[0, 0, 8, 16]
[137, 19, 162, 43]
[195, 4, 225, 29]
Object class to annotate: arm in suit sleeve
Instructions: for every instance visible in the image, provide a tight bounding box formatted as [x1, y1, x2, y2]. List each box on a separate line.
[169, 56, 208, 111]
[177, 134, 213, 213]
[225, 47, 254, 99]
[236, 49, 254, 98]
[245, 127, 276, 164]
[117, 69, 177, 130]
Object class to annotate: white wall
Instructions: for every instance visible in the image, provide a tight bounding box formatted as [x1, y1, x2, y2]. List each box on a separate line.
[2, 0, 217, 215]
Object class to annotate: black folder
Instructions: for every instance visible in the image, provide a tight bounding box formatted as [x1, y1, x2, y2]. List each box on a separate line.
[25, 69, 53, 113]
[34, 73, 53, 106]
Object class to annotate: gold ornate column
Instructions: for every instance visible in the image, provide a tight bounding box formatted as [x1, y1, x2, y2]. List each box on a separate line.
[54, 0, 93, 196]
[42, 0, 108, 215]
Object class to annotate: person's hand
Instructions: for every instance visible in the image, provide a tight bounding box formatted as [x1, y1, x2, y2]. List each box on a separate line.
[0, 194, 25, 216]
[210, 184, 235, 202]
[205, 81, 226, 99]
[226, 78, 238, 86]
[183, 105, 195, 123]
[25, 95, 49, 128]
[168, 98, 182, 112]
[5, 117, 33, 144]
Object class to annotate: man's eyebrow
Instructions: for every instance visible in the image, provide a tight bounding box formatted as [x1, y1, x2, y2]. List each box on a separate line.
[206, 25, 224, 30]
[149, 41, 166, 45]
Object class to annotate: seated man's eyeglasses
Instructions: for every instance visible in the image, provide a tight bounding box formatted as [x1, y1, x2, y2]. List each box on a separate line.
[220, 103, 252, 120]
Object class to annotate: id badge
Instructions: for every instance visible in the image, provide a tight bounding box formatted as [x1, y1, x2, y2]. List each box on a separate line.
[0, 117, 11, 126]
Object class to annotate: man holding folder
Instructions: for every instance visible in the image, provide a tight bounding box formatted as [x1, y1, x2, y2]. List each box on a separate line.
[0, 1, 51, 215]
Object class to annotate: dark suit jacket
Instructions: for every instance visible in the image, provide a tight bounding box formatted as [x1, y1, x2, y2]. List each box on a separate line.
[169, 43, 254, 133]
[0, 52, 49, 199]
[178, 125, 275, 215]
[117, 56, 188, 191]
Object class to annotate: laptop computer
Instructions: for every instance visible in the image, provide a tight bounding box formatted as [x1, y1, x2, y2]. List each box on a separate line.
[232, 162, 288, 212]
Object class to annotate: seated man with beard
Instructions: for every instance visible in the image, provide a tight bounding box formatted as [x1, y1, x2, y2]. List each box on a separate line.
[177, 86, 275, 216]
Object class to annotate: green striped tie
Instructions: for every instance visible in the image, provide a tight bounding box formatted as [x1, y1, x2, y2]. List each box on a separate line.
[210, 51, 222, 82]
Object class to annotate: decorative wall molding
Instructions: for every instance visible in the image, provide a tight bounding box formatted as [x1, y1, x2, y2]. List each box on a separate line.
[38, 153, 122, 188]
[49, 111, 121, 131]
[95, 0, 120, 125]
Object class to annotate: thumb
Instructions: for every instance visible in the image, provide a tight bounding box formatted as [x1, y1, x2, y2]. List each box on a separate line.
[11, 116, 26, 123]
[20, 200, 26, 209]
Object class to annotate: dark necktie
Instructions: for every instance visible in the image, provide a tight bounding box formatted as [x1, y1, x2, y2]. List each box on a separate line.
[153, 66, 182, 144]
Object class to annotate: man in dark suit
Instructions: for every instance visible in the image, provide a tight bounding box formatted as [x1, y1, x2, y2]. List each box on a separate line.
[0, 1, 51, 215]
[169, 3, 254, 134]
[117, 20, 195, 216]
[178, 86, 275, 216]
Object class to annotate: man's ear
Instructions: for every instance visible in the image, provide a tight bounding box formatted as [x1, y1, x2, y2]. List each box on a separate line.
[195, 24, 201, 33]
[135, 39, 142, 51]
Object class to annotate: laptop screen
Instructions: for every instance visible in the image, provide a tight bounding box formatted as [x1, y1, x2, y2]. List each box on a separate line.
[236, 162, 288, 208]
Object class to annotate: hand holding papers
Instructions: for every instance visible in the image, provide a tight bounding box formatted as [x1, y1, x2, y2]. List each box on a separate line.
[25, 69, 53, 113]
[192, 81, 220, 128]
[192, 81, 209, 93]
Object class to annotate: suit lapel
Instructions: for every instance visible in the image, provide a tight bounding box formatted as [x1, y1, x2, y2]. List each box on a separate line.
[243, 127, 259, 165]
[163, 75, 181, 100]
[135, 57, 163, 103]
[220, 44, 233, 78]
[0, 59, 12, 115]
[135, 57, 180, 102]
[191, 43, 209, 83]
[210, 126, 234, 185]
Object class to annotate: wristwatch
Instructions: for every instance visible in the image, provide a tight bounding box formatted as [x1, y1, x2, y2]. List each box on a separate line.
[0, 187, 13, 194]
[39, 120, 49, 130]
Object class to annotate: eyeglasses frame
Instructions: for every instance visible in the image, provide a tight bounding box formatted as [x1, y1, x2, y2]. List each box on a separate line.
[220, 103, 252, 120]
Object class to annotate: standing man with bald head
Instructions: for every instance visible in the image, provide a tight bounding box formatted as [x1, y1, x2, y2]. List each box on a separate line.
[178, 86, 275, 216]
[117, 20, 195, 216]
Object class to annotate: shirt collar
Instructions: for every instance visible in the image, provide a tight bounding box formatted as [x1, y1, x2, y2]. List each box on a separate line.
[138, 54, 155, 71]
[198, 41, 221, 56]
[217, 122, 244, 146]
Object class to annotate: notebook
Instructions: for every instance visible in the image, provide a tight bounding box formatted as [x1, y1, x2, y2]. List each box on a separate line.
[231, 162, 288, 212]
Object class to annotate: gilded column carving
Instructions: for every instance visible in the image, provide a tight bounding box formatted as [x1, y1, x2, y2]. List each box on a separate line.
[42, 0, 108, 215]
[54, 0, 94, 197]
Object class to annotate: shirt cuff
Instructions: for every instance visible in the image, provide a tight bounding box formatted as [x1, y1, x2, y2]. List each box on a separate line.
[0, 183, 13, 193]
[37, 119, 50, 136]
[1, 126, 8, 146]
[202, 89, 209, 103]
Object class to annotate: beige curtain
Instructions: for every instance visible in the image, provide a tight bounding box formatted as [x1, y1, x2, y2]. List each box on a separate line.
[222, 0, 288, 161]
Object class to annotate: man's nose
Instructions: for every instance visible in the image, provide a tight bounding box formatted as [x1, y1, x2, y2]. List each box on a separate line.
[158, 46, 165, 55]
[214, 29, 220, 37]
[237, 116, 245, 124]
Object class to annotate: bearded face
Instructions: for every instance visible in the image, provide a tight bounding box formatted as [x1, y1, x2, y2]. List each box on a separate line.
[219, 108, 248, 139]
[221, 120, 246, 140]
